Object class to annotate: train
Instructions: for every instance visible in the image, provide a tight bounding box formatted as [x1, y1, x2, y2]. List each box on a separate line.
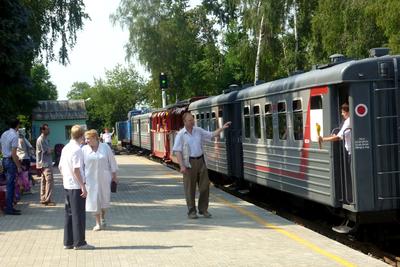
[118, 48, 400, 233]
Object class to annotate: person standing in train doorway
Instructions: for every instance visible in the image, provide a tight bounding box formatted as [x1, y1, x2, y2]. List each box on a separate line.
[318, 103, 352, 202]
[173, 112, 231, 219]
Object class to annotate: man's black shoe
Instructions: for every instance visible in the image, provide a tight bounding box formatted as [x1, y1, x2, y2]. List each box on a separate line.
[12, 208, 21, 213]
[5, 211, 21, 215]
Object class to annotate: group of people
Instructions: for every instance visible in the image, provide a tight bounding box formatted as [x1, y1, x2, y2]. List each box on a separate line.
[59, 125, 118, 250]
[0, 104, 351, 249]
[0, 120, 118, 250]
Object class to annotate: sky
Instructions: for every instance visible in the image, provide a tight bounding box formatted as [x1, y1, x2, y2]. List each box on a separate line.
[48, 0, 200, 100]
[48, 0, 140, 100]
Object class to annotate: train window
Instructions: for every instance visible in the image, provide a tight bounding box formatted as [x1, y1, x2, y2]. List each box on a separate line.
[253, 105, 261, 139]
[200, 113, 204, 128]
[244, 106, 250, 138]
[218, 109, 224, 138]
[205, 112, 210, 130]
[310, 95, 323, 142]
[264, 104, 273, 139]
[293, 100, 303, 140]
[311, 95, 322, 109]
[278, 102, 287, 140]
[211, 112, 216, 131]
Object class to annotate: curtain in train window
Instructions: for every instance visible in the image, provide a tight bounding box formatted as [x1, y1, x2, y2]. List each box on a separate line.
[310, 95, 323, 142]
[206, 112, 210, 131]
[265, 104, 273, 139]
[218, 109, 223, 128]
[217, 109, 224, 139]
[253, 105, 261, 139]
[278, 102, 287, 140]
[244, 106, 250, 138]
[210, 112, 216, 131]
[200, 113, 205, 129]
[195, 114, 200, 126]
[292, 100, 303, 140]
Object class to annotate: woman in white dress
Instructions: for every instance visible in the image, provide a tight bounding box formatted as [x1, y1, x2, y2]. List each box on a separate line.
[82, 130, 118, 231]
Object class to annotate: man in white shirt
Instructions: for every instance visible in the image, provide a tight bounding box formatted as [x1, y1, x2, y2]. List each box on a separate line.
[59, 125, 94, 250]
[0, 119, 23, 215]
[172, 112, 231, 219]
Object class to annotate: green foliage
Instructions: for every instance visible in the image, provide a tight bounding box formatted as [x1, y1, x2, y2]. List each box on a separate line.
[31, 63, 58, 100]
[112, 0, 400, 107]
[66, 65, 145, 131]
[0, 0, 88, 131]
[22, 0, 89, 65]
[67, 82, 92, 100]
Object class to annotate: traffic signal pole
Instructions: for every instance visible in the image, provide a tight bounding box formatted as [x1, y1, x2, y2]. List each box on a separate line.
[159, 72, 168, 108]
[162, 89, 167, 108]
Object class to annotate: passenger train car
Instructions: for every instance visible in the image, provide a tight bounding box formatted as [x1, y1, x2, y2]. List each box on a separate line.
[115, 109, 145, 148]
[128, 48, 400, 231]
[131, 112, 152, 151]
[189, 48, 400, 231]
[150, 97, 206, 163]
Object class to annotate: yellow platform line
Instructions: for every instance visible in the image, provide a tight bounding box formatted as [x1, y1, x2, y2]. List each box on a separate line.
[212, 194, 356, 267]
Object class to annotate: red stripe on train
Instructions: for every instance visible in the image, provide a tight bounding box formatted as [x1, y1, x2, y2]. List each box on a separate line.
[244, 162, 306, 180]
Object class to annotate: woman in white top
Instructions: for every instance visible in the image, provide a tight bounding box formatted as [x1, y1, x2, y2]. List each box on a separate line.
[82, 129, 118, 231]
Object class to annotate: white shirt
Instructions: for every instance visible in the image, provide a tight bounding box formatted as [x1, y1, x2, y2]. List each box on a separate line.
[59, 139, 85, 189]
[0, 128, 19, 157]
[17, 137, 33, 160]
[172, 126, 213, 157]
[337, 117, 351, 155]
[101, 132, 112, 143]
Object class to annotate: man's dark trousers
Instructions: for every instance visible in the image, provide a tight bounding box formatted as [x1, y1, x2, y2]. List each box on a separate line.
[64, 189, 86, 247]
[2, 158, 17, 213]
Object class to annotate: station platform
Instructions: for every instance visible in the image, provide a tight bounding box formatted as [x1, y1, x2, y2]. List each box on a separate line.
[0, 155, 388, 266]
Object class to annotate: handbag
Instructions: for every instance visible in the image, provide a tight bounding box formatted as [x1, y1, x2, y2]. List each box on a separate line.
[111, 181, 117, 193]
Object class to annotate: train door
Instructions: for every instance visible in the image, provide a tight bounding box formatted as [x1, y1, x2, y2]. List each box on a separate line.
[329, 85, 353, 207]
[224, 102, 243, 181]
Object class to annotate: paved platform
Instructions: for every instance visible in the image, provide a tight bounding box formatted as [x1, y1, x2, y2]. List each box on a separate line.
[0, 155, 388, 266]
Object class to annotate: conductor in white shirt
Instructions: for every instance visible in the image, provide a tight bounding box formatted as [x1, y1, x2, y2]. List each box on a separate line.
[172, 112, 231, 219]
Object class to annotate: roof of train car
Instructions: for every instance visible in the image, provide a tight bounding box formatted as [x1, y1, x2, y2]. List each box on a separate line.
[236, 55, 399, 101]
[188, 89, 239, 110]
[132, 112, 152, 120]
[150, 96, 208, 117]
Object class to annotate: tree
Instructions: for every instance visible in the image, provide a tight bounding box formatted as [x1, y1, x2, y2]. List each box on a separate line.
[0, 0, 34, 130]
[31, 63, 58, 100]
[22, 0, 89, 65]
[67, 82, 92, 100]
[0, 0, 89, 131]
[67, 65, 145, 130]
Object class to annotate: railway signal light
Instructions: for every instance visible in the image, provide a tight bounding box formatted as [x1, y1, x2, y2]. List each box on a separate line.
[160, 73, 168, 89]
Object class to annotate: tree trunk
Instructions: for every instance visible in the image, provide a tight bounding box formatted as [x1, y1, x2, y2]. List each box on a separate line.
[254, 14, 264, 86]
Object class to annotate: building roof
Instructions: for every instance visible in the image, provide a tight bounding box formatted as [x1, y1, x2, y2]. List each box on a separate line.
[32, 100, 88, 121]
